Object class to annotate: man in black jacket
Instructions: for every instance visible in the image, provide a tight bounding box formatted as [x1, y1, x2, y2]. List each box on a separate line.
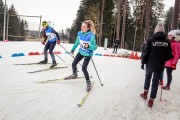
[140, 22, 173, 108]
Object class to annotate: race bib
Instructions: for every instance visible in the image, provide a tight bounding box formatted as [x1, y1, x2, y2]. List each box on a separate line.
[79, 39, 90, 50]
[46, 33, 56, 41]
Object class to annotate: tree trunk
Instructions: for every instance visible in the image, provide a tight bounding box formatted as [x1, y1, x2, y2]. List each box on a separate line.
[171, 0, 180, 30]
[143, 0, 151, 42]
[99, 0, 105, 46]
[121, 0, 127, 48]
[116, 0, 121, 41]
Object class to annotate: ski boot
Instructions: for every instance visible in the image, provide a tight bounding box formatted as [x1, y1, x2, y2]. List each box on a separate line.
[86, 81, 92, 92]
[50, 60, 57, 68]
[140, 90, 148, 99]
[39, 58, 48, 64]
[148, 98, 154, 108]
[65, 73, 77, 80]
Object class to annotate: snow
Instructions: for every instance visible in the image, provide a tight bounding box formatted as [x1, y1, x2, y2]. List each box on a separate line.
[0, 41, 180, 120]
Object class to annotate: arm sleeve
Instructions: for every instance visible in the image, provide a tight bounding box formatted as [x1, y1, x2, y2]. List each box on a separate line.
[141, 40, 151, 65]
[43, 30, 47, 41]
[71, 36, 80, 51]
[165, 41, 173, 61]
[89, 35, 97, 50]
[52, 29, 60, 40]
[172, 44, 179, 65]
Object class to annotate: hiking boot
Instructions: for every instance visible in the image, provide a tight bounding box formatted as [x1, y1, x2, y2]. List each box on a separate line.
[140, 90, 148, 99]
[39, 58, 48, 64]
[86, 81, 92, 92]
[50, 60, 57, 68]
[162, 85, 170, 90]
[65, 73, 77, 79]
[148, 98, 154, 108]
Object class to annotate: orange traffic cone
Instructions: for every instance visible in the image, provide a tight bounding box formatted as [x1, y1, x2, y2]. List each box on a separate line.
[129, 51, 134, 59]
[134, 52, 139, 60]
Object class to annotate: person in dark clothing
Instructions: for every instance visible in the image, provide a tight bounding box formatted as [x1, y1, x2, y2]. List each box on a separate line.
[140, 22, 173, 108]
[39, 21, 61, 68]
[141, 42, 146, 58]
[113, 39, 119, 54]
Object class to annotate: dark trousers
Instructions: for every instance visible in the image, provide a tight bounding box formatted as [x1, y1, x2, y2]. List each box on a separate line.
[113, 46, 118, 53]
[44, 41, 56, 61]
[144, 67, 162, 99]
[72, 52, 91, 82]
[160, 67, 173, 86]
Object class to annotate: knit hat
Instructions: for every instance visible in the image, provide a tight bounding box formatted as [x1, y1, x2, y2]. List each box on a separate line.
[42, 21, 49, 27]
[174, 29, 180, 41]
[168, 30, 177, 37]
[154, 22, 165, 33]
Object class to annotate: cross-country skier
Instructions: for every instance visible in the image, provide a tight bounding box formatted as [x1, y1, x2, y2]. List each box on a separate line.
[159, 29, 180, 90]
[65, 20, 97, 92]
[39, 21, 61, 68]
[140, 22, 173, 107]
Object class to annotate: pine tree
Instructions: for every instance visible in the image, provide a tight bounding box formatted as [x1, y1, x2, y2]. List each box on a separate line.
[8, 4, 21, 41]
[165, 7, 173, 34]
[171, 0, 180, 30]
[0, 0, 4, 40]
[69, 0, 85, 43]
[120, 0, 128, 48]
[131, 0, 164, 51]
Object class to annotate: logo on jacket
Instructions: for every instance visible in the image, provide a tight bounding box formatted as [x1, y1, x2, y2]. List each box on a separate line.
[152, 42, 168, 47]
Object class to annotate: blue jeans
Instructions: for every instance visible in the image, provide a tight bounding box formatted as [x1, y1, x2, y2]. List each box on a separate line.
[144, 66, 163, 99]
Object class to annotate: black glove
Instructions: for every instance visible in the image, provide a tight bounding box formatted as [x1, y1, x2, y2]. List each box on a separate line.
[141, 64, 145, 70]
[71, 50, 74, 54]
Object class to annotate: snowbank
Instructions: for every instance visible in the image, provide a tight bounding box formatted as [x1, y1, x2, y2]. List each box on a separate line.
[0, 41, 180, 120]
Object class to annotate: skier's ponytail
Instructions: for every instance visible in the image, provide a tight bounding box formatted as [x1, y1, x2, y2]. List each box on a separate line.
[83, 20, 96, 35]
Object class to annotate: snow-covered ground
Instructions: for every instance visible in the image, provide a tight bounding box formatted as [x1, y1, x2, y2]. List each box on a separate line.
[0, 41, 180, 120]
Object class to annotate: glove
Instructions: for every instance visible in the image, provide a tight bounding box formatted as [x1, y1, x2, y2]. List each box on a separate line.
[71, 50, 74, 54]
[141, 64, 145, 70]
[41, 41, 46, 45]
[57, 40, 60, 45]
[172, 64, 176, 70]
[84, 43, 89, 49]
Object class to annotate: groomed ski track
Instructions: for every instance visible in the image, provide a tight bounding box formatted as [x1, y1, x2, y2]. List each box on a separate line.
[0, 42, 180, 120]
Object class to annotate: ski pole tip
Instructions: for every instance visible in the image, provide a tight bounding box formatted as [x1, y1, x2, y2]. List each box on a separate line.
[101, 84, 103, 86]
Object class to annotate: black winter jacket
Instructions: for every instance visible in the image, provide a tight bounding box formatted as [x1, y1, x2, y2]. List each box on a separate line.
[141, 32, 173, 72]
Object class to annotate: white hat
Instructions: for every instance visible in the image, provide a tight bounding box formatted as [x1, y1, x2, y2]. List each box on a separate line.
[175, 29, 180, 41]
[168, 29, 180, 41]
[168, 30, 177, 37]
[154, 22, 165, 33]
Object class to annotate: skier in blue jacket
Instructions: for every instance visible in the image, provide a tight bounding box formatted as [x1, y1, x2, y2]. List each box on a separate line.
[65, 20, 97, 92]
[39, 21, 60, 68]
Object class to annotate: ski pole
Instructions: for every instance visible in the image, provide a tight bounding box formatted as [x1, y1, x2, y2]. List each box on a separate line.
[160, 85, 163, 101]
[89, 52, 103, 86]
[159, 72, 164, 101]
[160, 80, 164, 101]
[59, 44, 76, 59]
[59, 44, 82, 66]
[55, 54, 65, 63]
